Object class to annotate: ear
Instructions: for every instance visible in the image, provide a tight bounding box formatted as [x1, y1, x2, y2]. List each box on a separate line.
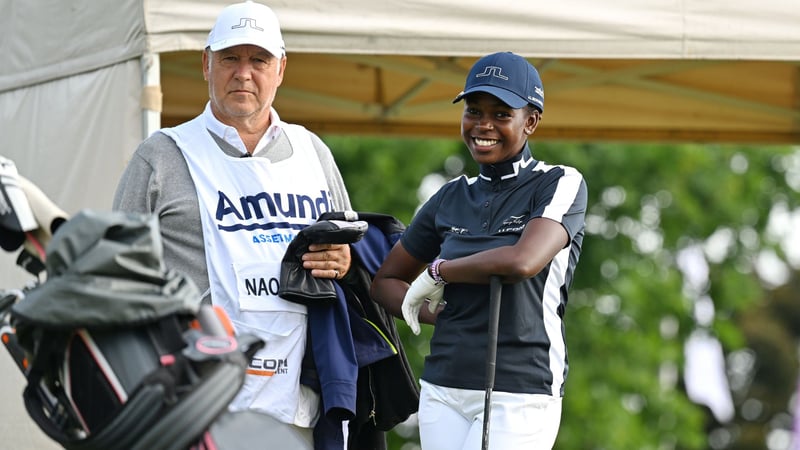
[202, 50, 210, 81]
[272, 55, 287, 87]
[277, 55, 287, 76]
[524, 110, 541, 135]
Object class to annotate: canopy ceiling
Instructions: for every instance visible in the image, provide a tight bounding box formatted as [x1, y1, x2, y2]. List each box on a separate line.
[160, 53, 800, 143]
[147, 0, 800, 143]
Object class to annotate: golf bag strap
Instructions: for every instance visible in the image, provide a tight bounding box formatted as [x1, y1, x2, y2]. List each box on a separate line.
[63, 384, 168, 450]
[130, 361, 246, 450]
[21, 333, 84, 445]
[22, 381, 76, 446]
[23, 369, 170, 450]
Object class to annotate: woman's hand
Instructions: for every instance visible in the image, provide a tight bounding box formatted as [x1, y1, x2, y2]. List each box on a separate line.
[401, 270, 444, 335]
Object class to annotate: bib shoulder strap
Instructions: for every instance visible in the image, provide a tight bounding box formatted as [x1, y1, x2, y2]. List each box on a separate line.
[281, 124, 314, 153]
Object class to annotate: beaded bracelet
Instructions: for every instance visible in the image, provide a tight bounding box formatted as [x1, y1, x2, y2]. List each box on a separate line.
[428, 258, 447, 286]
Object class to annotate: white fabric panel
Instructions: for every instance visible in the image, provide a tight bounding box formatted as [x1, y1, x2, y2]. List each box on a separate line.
[683, 0, 800, 59]
[145, 0, 800, 60]
[0, 59, 142, 288]
[0, 61, 142, 215]
[0, 60, 142, 219]
[0, 0, 144, 91]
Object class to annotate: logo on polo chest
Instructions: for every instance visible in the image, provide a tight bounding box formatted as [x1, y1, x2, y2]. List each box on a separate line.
[497, 214, 527, 233]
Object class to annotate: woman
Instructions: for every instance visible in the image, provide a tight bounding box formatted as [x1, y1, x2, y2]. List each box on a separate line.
[370, 52, 587, 450]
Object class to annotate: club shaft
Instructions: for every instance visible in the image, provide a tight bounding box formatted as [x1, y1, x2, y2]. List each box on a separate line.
[482, 275, 502, 450]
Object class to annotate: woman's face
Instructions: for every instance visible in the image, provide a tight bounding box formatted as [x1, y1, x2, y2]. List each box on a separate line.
[460, 92, 539, 165]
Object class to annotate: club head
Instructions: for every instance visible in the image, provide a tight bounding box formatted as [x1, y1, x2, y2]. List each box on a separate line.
[0, 157, 37, 251]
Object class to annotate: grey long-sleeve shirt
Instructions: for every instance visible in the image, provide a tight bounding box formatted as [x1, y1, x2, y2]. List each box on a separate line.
[112, 128, 352, 301]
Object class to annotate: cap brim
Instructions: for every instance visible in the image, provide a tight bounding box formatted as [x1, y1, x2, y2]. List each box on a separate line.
[208, 37, 284, 57]
[452, 86, 529, 109]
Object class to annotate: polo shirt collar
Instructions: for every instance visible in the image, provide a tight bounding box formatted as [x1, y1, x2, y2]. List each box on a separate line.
[202, 102, 283, 155]
[478, 144, 534, 182]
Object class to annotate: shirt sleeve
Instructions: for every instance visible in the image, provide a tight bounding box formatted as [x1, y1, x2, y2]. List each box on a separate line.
[309, 132, 352, 211]
[112, 144, 156, 214]
[400, 187, 446, 262]
[532, 165, 587, 243]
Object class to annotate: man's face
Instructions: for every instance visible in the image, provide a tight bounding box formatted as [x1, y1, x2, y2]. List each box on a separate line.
[202, 45, 285, 125]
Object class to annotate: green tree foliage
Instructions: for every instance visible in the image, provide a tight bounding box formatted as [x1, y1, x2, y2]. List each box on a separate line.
[323, 135, 800, 450]
[323, 136, 465, 226]
[722, 271, 800, 449]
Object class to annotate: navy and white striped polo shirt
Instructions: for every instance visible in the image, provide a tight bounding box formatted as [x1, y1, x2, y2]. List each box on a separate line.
[401, 144, 587, 396]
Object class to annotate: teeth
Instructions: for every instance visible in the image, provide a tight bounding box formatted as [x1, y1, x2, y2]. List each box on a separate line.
[474, 138, 498, 146]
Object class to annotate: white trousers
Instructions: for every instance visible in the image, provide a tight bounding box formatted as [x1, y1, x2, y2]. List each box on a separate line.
[418, 380, 562, 450]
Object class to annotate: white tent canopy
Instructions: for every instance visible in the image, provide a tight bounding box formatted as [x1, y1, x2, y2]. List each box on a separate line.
[142, 0, 800, 59]
[2, 0, 800, 280]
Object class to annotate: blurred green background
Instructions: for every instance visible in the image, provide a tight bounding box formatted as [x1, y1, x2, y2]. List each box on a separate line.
[322, 135, 800, 450]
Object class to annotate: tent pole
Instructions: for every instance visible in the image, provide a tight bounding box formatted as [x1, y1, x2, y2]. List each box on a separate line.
[140, 52, 162, 143]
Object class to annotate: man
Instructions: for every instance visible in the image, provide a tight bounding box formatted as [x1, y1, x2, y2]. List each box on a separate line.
[113, 2, 353, 448]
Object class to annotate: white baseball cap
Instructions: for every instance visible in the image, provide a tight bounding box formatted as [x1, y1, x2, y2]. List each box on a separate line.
[206, 1, 285, 57]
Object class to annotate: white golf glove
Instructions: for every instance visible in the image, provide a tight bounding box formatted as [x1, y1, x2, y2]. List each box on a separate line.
[401, 270, 444, 335]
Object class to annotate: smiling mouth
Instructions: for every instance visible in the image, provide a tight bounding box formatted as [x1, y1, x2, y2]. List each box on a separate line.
[473, 137, 499, 147]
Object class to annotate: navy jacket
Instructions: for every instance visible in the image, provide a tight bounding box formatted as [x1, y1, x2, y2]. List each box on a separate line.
[280, 212, 419, 450]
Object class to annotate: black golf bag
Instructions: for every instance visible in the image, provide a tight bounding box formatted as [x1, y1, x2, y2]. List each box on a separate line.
[1, 208, 264, 450]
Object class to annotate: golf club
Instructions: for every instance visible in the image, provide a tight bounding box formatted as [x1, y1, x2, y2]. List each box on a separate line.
[482, 275, 502, 450]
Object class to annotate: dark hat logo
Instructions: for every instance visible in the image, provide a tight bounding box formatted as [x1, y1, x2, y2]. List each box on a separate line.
[475, 65, 509, 81]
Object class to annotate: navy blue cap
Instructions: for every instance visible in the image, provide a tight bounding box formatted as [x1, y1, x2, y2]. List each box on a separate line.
[453, 52, 544, 112]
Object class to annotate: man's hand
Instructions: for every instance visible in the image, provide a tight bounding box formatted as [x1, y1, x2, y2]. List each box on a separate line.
[401, 270, 444, 335]
[303, 243, 351, 280]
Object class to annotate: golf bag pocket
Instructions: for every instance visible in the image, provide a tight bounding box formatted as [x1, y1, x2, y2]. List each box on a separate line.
[63, 328, 159, 434]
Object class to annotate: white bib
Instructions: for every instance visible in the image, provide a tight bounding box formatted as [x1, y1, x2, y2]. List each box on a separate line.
[162, 117, 332, 426]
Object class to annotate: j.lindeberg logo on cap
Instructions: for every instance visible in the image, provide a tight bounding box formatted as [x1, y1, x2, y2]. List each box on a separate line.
[232, 17, 263, 31]
[476, 66, 509, 81]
